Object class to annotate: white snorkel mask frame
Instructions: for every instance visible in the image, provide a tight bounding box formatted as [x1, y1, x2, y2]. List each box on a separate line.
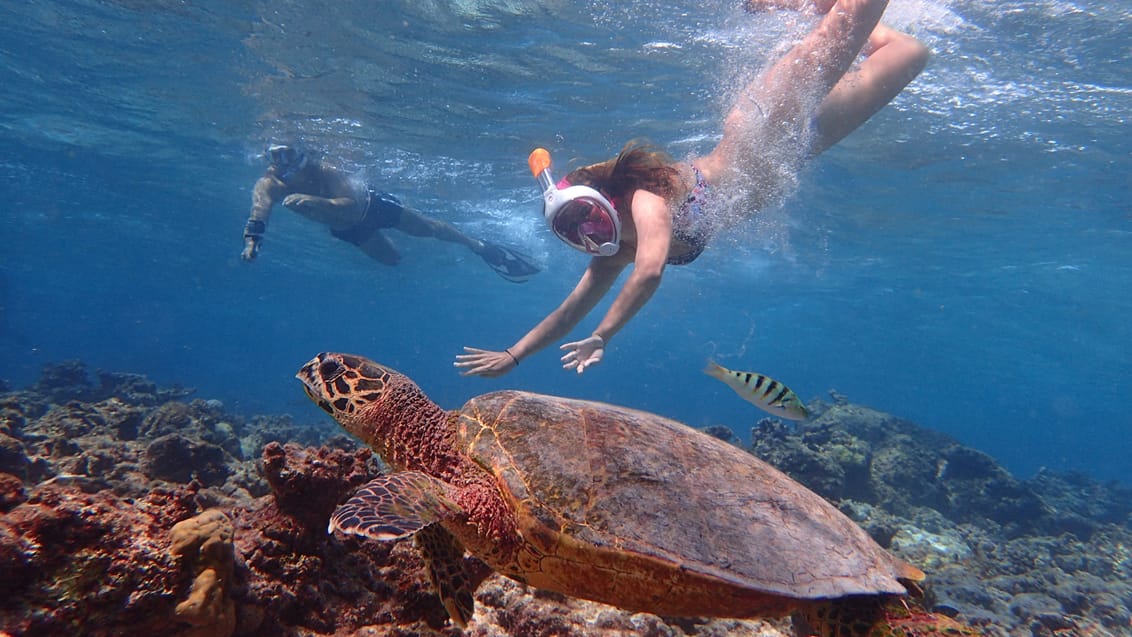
[528, 148, 621, 257]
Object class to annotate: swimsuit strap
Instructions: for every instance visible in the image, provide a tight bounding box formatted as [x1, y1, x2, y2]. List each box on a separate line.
[667, 166, 712, 266]
[690, 165, 707, 196]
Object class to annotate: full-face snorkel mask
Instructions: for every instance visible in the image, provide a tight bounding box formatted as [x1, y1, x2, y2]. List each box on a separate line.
[529, 148, 621, 257]
[267, 144, 308, 184]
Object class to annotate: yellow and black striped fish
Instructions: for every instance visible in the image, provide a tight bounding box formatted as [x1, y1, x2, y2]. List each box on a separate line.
[704, 360, 809, 421]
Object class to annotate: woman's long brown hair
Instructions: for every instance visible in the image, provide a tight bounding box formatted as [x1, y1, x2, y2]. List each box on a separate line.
[565, 139, 681, 204]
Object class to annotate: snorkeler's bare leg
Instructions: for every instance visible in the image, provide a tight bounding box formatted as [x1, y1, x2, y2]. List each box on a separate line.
[282, 194, 365, 227]
[395, 208, 485, 253]
[697, 0, 889, 190]
[810, 23, 929, 153]
[358, 230, 402, 266]
[743, 0, 835, 14]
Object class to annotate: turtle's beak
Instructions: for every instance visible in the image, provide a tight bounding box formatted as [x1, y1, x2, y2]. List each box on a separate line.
[297, 353, 337, 415]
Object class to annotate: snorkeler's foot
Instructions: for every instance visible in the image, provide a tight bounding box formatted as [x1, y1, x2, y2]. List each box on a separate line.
[479, 244, 541, 283]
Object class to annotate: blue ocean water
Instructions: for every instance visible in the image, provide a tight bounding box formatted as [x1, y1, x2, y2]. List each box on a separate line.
[1, 0, 1128, 483]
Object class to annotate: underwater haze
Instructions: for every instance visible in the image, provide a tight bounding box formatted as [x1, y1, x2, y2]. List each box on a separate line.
[1, 0, 1129, 482]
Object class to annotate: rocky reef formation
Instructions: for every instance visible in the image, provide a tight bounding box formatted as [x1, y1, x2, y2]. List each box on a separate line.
[0, 361, 1129, 637]
[737, 396, 1132, 636]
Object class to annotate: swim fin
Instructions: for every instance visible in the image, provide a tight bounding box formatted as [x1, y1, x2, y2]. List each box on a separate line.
[479, 243, 541, 283]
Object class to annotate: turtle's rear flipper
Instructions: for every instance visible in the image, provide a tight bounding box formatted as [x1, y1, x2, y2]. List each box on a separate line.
[329, 471, 462, 540]
[794, 598, 982, 637]
[416, 524, 477, 628]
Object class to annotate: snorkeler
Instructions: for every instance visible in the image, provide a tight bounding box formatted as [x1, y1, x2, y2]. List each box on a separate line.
[241, 144, 541, 283]
[455, 0, 929, 375]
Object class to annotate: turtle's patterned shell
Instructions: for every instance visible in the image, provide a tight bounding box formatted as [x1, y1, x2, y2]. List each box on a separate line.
[457, 390, 909, 601]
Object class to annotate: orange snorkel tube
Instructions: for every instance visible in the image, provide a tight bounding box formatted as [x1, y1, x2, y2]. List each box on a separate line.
[529, 147, 554, 194]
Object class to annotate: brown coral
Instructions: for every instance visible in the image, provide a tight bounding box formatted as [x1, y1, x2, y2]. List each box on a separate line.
[170, 509, 237, 637]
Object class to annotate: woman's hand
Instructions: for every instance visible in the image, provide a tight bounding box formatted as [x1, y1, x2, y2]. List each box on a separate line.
[454, 347, 518, 378]
[560, 334, 606, 374]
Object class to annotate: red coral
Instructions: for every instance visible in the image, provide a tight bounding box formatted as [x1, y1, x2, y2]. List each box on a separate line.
[0, 472, 25, 512]
[233, 443, 461, 636]
[0, 482, 198, 636]
[260, 441, 374, 530]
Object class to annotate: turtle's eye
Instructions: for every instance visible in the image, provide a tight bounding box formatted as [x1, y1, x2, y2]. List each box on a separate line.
[319, 360, 345, 383]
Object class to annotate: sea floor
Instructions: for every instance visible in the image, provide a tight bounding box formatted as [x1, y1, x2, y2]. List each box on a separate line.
[0, 361, 1129, 637]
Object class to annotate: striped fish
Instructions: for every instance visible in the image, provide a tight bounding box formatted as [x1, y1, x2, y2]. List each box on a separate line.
[704, 360, 809, 421]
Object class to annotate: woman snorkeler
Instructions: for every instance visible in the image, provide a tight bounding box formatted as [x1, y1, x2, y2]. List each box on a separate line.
[456, 0, 929, 376]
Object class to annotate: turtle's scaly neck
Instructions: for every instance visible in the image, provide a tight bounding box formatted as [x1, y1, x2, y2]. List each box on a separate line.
[350, 377, 520, 555]
[358, 380, 465, 483]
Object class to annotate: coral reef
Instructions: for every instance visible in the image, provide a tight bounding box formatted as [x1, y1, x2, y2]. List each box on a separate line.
[748, 397, 1132, 636]
[0, 361, 1129, 636]
[170, 509, 237, 637]
[0, 480, 195, 635]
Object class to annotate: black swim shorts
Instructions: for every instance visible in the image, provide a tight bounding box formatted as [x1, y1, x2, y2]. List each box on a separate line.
[330, 189, 404, 246]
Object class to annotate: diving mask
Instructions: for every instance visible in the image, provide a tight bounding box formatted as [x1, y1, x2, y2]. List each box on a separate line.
[268, 144, 308, 183]
[529, 148, 620, 257]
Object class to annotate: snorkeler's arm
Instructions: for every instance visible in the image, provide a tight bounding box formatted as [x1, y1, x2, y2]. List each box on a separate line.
[510, 259, 626, 360]
[282, 170, 355, 210]
[556, 192, 671, 374]
[281, 193, 357, 212]
[454, 259, 625, 377]
[589, 190, 673, 343]
[248, 175, 281, 225]
[242, 175, 284, 261]
[279, 167, 362, 224]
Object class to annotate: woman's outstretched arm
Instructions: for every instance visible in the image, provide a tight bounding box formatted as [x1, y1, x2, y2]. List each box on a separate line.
[455, 258, 626, 377]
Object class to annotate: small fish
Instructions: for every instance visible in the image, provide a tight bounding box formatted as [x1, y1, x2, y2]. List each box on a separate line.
[704, 360, 809, 421]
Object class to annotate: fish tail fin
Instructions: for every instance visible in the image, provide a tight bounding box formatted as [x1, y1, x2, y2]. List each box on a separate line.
[703, 360, 726, 379]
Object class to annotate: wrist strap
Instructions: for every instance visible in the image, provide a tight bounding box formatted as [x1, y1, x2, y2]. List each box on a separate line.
[504, 349, 519, 366]
[244, 219, 266, 238]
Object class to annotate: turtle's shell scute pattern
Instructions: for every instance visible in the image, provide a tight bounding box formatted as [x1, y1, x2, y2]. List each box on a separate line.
[457, 390, 908, 601]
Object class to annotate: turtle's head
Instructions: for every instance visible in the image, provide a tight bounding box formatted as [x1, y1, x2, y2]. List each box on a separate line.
[298, 352, 448, 469]
[297, 352, 397, 422]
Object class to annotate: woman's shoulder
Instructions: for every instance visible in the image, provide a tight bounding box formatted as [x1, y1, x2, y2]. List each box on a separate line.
[657, 163, 698, 200]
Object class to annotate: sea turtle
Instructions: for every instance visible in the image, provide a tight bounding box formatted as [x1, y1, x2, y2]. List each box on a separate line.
[297, 352, 978, 636]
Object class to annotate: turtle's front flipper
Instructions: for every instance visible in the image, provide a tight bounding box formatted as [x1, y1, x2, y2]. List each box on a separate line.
[329, 471, 462, 540]
[330, 472, 480, 628]
[416, 524, 477, 628]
